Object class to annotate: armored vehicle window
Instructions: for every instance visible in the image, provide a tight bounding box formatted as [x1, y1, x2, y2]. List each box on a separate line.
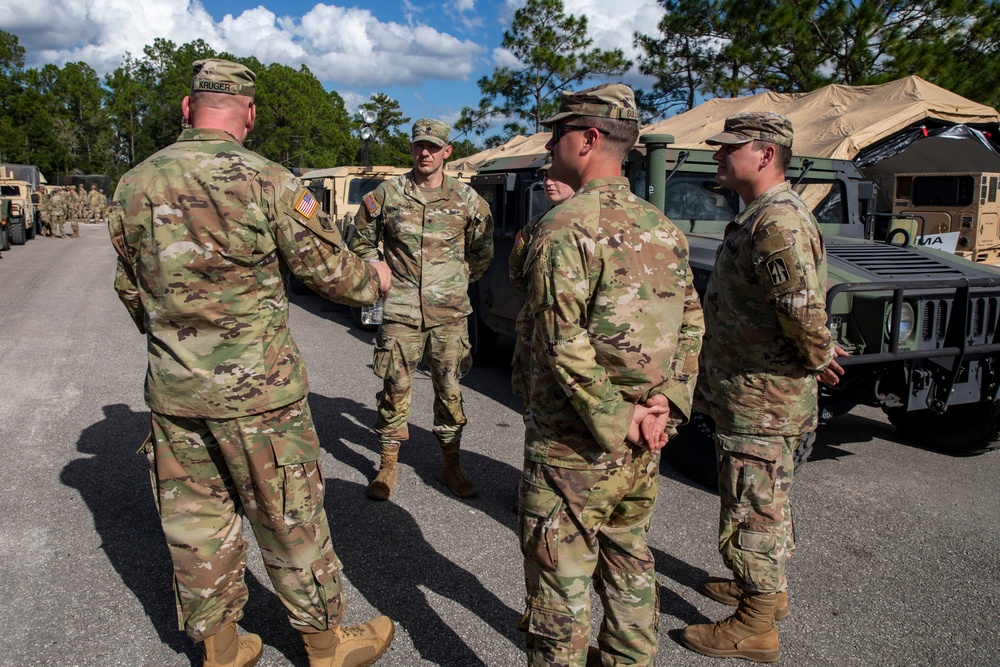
[348, 178, 387, 205]
[911, 175, 975, 207]
[527, 181, 553, 223]
[794, 180, 848, 226]
[663, 174, 736, 222]
[474, 183, 509, 237]
[1, 185, 20, 196]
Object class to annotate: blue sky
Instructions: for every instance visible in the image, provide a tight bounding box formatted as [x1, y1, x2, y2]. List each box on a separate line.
[1, 0, 666, 144]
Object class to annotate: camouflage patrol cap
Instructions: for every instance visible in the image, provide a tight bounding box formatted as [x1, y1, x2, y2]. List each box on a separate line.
[541, 83, 639, 126]
[411, 118, 450, 146]
[537, 158, 553, 175]
[706, 112, 793, 148]
[191, 59, 256, 98]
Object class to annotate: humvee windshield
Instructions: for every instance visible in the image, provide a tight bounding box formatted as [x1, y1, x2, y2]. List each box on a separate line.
[1, 185, 21, 196]
[348, 178, 387, 205]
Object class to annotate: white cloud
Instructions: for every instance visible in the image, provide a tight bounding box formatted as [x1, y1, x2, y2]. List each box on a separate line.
[0, 0, 484, 88]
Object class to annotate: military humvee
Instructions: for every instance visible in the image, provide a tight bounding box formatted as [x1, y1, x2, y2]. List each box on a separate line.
[469, 134, 1000, 486]
[888, 172, 1000, 264]
[0, 174, 36, 245]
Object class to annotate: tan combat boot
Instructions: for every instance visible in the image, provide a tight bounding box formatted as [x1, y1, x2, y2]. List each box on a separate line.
[202, 623, 263, 667]
[681, 592, 781, 663]
[438, 443, 477, 497]
[302, 616, 395, 667]
[702, 577, 789, 620]
[366, 441, 400, 501]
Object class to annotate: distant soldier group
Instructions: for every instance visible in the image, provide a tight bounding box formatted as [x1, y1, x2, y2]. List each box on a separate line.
[38, 183, 107, 238]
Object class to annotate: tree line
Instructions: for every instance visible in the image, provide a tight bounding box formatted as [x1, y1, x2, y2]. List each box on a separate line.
[1, 0, 998, 181]
[0, 32, 475, 184]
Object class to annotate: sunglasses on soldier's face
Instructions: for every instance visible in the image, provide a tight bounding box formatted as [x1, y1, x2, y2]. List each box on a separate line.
[550, 123, 610, 143]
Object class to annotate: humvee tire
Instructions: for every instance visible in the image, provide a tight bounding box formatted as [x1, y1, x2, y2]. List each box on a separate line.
[9, 218, 26, 245]
[884, 401, 1000, 455]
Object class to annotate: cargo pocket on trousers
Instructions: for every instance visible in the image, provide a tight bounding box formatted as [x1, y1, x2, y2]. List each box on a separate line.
[519, 479, 563, 570]
[266, 430, 323, 531]
[312, 551, 345, 627]
[523, 598, 574, 642]
[717, 432, 781, 506]
[372, 338, 396, 380]
[737, 529, 776, 555]
[458, 329, 473, 377]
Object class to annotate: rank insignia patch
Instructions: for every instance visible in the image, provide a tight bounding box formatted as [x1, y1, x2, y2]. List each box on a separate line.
[295, 191, 318, 219]
[768, 257, 790, 285]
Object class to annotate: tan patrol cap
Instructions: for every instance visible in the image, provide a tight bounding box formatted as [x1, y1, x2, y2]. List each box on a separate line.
[411, 118, 450, 147]
[191, 59, 256, 98]
[706, 112, 793, 148]
[542, 83, 639, 126]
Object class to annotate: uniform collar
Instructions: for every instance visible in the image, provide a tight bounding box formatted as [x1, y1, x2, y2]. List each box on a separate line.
[176, 127, 243, 145]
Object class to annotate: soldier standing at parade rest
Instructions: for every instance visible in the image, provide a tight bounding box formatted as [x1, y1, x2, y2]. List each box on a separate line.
[517, 83, 704, 666]
[110, 59, 395, 667]
[680, 112, 847, 663]
[349, 118, 494, 501]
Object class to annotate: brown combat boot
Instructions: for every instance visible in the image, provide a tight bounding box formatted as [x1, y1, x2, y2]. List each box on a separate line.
[702, 577, 789, 620]
[302, 616, 395, 667]
[681, 592, 781, 663]
[202, 623, 263, 667]
[438, 443, 477, 497]
[366, 441, 400, 501]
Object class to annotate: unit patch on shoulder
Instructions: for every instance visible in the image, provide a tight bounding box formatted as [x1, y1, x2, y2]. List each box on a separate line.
[294, 190, 318, 219]
[363, 193, 378, 216]
[768, 257, 790, 285]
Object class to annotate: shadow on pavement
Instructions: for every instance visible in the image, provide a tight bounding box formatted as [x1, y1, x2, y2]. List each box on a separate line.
[309, 392, 523, 664]
[61, 403, 306, 666]
[309, 392, 521, 534]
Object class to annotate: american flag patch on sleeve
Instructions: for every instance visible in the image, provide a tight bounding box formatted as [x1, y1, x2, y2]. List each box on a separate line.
[295, 191, 318, 218]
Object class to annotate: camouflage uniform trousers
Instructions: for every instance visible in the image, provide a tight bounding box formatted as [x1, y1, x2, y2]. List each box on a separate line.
[51, 211, 65, 237]
[716, 428, 797, 594]
[147, 398, 345, 642]
[518, 450, 661, 667]
[372, 318, 472, 446]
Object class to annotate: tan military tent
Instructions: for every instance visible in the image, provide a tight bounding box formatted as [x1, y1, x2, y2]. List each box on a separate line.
[640, 75, 1000, 159]
[447, 132, 552, 172]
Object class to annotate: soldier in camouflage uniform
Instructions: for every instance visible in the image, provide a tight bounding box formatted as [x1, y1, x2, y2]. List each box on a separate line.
[49, 188, 65, 238]
[349, 118, 494, 501]
[110, 59, 396, 667]
[65, 185, 80, 237]
[36, 187, 53, 237]
[87, 184, 106, 224]
[680, 113, 846, 663]
[518, 84, 704, 667]
[509, 160, 575, 402]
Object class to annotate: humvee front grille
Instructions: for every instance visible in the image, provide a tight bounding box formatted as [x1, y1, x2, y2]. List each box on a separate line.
[827, 244, 964, 278]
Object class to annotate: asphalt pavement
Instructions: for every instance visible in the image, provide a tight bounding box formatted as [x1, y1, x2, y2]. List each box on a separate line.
[0, 225, 997, 666]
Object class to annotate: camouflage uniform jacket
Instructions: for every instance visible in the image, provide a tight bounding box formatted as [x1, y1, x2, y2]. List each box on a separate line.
[522, 177, 704, 470]
[702, 181, 834, 436]
[110, 127, 381, 418]
[350, 172, 494, 326]
[87, 189, 105, 209]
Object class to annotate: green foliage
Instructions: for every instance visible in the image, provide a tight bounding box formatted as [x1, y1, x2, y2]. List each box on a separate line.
[457, 0, 631, 142]
[248, 62, 356, 169]
[353, 93, 412, 167]
[635, 0, 1000, 115]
